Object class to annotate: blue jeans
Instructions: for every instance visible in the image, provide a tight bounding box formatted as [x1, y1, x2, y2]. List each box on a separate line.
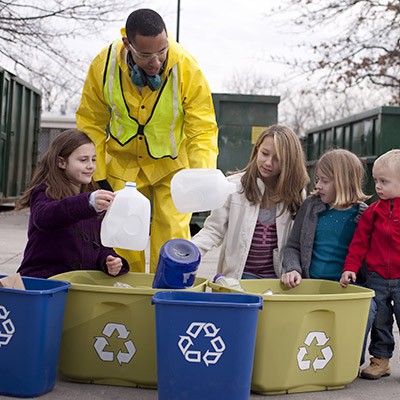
[366, 271, 400, 359]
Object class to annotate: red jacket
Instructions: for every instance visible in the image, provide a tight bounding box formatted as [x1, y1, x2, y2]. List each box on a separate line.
[344, 197, 400, 279]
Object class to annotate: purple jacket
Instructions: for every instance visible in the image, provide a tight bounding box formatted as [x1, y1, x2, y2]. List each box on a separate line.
[18, 183, 129, 279]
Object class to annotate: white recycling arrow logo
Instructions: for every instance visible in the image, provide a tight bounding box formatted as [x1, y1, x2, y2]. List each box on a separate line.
[0, 305, 15, 347]
[297, 331, 333, 371]
[178, 322, 226, 366]
[94, 322, 136, 365]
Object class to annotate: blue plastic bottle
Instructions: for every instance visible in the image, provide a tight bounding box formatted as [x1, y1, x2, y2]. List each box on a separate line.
[152, 239, 201, 289]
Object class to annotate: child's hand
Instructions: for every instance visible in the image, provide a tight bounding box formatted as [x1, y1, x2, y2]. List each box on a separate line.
[106, 255, 123, 276]
[281, 270, 302, 288]
[340, 271, 357, 287]
[92, 190, 116, 211]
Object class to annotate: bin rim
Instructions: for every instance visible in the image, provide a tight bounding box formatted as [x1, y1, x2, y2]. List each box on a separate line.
[208, 280, 375, 302]
[152, 291, 263, 309]
[49, 270, 208, 295]
[0, 274, 70, 295]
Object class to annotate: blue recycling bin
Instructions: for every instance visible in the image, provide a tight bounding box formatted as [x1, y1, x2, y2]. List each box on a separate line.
[152, 291, 263, 400]
[0, 275, 70, 397]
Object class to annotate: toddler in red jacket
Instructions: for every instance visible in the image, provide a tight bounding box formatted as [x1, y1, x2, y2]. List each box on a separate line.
[341, 149, 400, 380]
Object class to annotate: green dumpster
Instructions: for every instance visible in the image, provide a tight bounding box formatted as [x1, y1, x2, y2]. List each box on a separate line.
[212, 93, 280, 173]
[0, 66, 41, 205]
[305, 106, 400, 202]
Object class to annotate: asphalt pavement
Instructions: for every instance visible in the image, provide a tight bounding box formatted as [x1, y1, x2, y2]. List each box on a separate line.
[0, 207, 399, 400]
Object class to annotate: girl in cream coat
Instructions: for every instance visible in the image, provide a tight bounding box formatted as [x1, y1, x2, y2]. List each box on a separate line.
[192, 125, 309, 279]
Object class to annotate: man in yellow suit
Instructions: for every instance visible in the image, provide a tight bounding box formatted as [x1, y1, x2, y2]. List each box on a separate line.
[76, 8, 218, 272]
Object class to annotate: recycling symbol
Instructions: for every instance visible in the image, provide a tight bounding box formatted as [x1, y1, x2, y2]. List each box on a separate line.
[94, 322, 136, 365]
[178, 322, 226, 367]
[0, 305, 15, 347]
[297, 331, 333, 371]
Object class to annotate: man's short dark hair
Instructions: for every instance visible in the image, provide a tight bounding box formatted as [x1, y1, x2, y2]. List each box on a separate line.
[126, 9, 166, 42]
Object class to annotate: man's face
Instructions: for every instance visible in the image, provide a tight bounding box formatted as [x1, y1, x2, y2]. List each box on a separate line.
[125, 31, 168, 76]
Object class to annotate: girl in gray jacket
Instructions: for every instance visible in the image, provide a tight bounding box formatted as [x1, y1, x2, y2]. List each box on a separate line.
[281, 149, 370, 287]
[281, 148, 374, 365]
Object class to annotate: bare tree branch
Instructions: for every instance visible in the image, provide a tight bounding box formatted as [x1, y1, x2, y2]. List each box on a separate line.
[0, 0, 141, 112]
[270, 0, 400, 104]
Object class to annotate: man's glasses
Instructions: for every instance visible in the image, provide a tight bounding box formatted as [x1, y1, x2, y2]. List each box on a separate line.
[128, 42, 169, 60]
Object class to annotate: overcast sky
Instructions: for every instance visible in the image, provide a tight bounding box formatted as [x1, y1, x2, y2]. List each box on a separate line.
[80, 0, 309, 94]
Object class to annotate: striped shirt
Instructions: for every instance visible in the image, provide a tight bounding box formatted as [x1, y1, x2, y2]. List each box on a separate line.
[244, 208, 277, 278]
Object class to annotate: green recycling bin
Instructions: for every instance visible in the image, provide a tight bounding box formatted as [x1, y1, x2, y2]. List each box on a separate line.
[50, 271, 208, 388]
[209, 279, 374, 395]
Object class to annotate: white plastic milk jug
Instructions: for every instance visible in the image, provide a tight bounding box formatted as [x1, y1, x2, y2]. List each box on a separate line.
[171, 169, 237, 213]
[100, 182, 150, 251]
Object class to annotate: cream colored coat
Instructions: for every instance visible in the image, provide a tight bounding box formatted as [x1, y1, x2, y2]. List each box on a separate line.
[192, 172, 297, 279]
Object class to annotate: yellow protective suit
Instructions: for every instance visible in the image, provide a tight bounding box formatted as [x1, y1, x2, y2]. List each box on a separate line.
[76, 36, 218, 272]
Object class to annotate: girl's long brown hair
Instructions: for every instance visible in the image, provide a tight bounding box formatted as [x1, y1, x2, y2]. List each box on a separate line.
[240, 125, 309, 215]
[16, 129, 98, 210]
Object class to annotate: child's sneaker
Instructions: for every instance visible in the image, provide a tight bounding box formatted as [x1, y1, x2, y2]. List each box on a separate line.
[360, 357, 390, 380]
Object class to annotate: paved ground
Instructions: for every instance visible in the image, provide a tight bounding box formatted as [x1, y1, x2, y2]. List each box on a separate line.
[0, 207, 399, 399]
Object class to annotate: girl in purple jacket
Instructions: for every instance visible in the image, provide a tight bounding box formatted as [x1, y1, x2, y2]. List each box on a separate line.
[17, 129, 129, 279]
